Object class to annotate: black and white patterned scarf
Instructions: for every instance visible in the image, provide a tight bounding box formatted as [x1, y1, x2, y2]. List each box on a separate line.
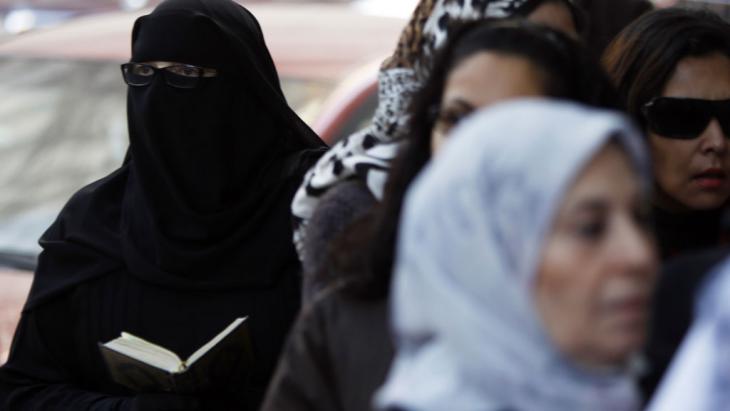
[291, 0, 537, 258]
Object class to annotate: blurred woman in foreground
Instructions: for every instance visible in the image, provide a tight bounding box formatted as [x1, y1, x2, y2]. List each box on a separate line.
[378, 100, 657, 411]
[262, 20, 623, 411]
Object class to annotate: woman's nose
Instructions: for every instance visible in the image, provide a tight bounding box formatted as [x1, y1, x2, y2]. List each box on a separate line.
[614, 217, 657, 278]
[700, 118, 728, 155]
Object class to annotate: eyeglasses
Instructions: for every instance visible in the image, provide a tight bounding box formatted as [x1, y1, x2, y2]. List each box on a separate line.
[642, 97, 730, 140]
[121, 62, 219, 89]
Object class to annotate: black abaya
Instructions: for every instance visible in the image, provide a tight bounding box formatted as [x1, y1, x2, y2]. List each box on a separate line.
[1, 264, 300, 409]
[652, 205, 729, 261]
[0, 0, 326, 409]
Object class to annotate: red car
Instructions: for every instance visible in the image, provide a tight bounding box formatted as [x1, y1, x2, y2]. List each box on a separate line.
[0, 1, 405, 363]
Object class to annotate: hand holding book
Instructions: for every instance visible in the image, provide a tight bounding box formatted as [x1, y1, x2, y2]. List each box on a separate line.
[100, 317, 253, 394]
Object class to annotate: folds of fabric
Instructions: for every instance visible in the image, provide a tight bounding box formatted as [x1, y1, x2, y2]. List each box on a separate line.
[377, 100, 649, 411]
[290, 0, 558, 259]
[24, 0, 326, 309]
[3, 1, 326, 409]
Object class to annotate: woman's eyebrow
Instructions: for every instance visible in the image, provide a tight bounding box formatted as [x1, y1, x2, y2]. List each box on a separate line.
[568, 198, 610, 215]
[442, 98, 475, 111]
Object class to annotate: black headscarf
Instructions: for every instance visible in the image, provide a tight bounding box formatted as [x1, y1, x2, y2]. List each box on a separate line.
[25, 0, 326, 309]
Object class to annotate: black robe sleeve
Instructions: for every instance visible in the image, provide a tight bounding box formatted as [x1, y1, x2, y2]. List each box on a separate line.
[300, 180, 377, 302]
[0, 301, 128, 410]
[1, 266, 301, 411]
[261, 287, 393, 411]
[259, 295, 340, 411]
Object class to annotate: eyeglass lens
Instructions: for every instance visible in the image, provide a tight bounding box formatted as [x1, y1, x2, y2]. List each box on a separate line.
[121, 63, 211, 89]
[645, 98, 730, 140]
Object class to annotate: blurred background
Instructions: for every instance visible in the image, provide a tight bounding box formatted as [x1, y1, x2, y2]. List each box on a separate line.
[0, 0, 728, 363]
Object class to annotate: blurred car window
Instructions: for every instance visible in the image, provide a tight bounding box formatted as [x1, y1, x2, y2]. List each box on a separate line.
[0, 57, 127, 257]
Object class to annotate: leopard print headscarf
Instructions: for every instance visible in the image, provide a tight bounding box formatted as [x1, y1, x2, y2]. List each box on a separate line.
[291, 0, 550, 259]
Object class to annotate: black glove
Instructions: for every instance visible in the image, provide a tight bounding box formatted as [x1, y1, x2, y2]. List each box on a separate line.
[123, 393, 200, 411]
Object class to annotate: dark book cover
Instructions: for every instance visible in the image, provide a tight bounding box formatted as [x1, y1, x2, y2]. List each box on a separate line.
[100, 318, 254, 394]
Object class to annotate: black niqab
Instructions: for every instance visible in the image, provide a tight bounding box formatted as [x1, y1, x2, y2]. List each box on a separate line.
[25, 0, 326, 308]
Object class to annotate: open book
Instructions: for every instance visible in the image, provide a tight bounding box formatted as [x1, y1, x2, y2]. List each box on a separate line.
[99, 317, 253, 393]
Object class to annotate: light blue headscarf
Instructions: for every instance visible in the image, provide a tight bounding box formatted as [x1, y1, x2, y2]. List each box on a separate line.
[376, 99, 650, 411]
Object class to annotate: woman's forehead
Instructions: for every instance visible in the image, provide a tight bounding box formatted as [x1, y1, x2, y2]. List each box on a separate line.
[132, 12, 227, 68]
[557, 145, 640, 215]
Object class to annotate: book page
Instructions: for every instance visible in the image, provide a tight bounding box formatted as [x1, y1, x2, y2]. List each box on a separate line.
[186, 317, 247, 366]
[105, 332, 183, 373]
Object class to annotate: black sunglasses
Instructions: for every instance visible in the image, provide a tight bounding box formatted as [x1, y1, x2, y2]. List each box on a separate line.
[641, 97, 730, 140]
[121, 63, 219, 89]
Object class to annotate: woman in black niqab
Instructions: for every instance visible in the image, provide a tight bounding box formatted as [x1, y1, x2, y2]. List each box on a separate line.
[0, 0, 326, 409]
[125, 0, 326, 286]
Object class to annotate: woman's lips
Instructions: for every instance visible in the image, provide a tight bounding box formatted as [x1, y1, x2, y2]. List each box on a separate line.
[693, 168, 727, 190]
[602, 294, 651, 326]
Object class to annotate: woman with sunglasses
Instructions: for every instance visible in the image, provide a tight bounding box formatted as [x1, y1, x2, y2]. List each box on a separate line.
[0, 0, 326, 410]
[604, 8, 730, 261]
[603, 8, 730, 401]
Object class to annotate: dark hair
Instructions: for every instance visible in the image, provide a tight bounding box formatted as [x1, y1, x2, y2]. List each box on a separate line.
[327, 19, 620, 300]
[602, 7, 730, 128]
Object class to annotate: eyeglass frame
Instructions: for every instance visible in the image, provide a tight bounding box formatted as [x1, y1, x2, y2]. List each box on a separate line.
[120, 62, 219, 89]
